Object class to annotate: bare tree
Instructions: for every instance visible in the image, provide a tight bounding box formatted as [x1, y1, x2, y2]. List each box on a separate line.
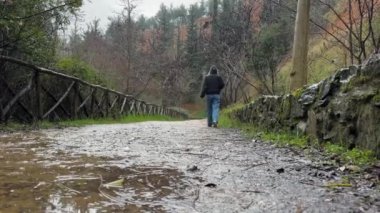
[318, 0, 380, 63]
[206, 0, 257, 104]
[271, 0, 380, 65]
[119, 0, 138, 93]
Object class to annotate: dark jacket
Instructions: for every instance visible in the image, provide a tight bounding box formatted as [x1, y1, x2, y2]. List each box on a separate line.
[200, 74, 225, 98]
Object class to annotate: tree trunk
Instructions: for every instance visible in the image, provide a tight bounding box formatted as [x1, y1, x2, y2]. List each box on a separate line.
[290, 0, 310, 91]
[212, 0, 219, 42]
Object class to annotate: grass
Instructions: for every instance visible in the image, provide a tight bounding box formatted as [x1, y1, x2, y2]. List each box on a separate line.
[58, 115, 180, 127]
[219, 109, 309, 149]
[221, 103, 246, 115]
[0, 115, 180, 132]
[325, 143, 376, 166]
[219, 105, 377, 167]
[261, 131, 309, 148]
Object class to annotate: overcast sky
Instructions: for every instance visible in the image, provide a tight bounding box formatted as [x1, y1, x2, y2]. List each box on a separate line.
[77, 0, 201, 30]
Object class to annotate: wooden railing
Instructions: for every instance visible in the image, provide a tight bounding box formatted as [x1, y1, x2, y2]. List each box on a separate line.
[0, 56, 187, 123]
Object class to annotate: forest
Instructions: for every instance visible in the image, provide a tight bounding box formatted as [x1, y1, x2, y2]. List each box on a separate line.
[1, 0, 379, 111]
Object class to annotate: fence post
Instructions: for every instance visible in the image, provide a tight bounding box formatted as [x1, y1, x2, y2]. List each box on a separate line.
[105, 91, 110, 117]
[73, 82, 79, 119]
[143, 103, 147, 114]
[120, 97, 127, 115]
[33, 70, 42, 121]
[91, 88, 96, 118]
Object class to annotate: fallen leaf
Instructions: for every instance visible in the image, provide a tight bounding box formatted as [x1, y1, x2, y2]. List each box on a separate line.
[104, 178, 124, 188]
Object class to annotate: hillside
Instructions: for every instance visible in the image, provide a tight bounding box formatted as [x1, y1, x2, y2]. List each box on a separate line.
[278, 0, 380, 92]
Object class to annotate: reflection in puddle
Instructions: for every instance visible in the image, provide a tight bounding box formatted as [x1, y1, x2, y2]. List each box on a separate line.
[0, 133, 188, 212]
[48, 167, 185, 212]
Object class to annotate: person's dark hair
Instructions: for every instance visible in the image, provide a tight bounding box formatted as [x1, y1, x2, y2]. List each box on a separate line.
[210, 65, 218, 75]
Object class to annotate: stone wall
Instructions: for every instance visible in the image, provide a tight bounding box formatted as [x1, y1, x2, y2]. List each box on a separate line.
[230, 54, 380, 157]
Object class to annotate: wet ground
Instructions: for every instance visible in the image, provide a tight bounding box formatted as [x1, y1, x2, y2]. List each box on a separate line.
[0, 120, 379, 212]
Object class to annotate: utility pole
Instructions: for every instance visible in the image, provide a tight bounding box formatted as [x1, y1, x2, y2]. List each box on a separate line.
[290, 0, 310, 91]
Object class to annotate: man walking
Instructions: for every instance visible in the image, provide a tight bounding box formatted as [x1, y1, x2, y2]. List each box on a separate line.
[200, 66, 225, 127]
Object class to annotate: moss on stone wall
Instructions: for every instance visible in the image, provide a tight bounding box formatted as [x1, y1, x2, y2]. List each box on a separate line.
[372, 92, 380, 103]
[292, 87, 305, 99]
[227, 55, 380, 158]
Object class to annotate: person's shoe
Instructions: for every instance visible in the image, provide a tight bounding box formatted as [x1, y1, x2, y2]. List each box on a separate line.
[212, 122, 218, 128]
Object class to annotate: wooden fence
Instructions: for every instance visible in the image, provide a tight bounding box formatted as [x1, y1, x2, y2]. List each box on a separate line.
[0, 56, 187, 123]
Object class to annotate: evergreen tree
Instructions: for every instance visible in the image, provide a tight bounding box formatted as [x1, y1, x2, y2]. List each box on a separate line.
[156, 4, 173, 53]
[0, 0, 82, 63]
[211, 0, 219, 42]
[199, 0, 207, 16]
[136, 15, 147, 30]
[171, 4, 187, 24]
[186, 5, 199, 68]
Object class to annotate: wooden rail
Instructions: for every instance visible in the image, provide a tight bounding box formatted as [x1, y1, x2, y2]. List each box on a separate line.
[0, 56, 187, 123]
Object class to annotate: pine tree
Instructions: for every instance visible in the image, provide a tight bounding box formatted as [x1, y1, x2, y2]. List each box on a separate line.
[156, 4, 173, 53]
[186, 5, 199, 68]
[211, 0, 219, 42]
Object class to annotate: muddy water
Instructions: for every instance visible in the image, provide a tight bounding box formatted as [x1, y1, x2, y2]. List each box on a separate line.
[0, 120, 379, 212]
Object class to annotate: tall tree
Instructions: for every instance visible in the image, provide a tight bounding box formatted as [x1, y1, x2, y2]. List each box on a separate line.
[186, 5, 199, 68]
[156, 4, 172, 53]
[211, 0, 219, 42]
[121, 0, 137, 93]
[0, 0, 82, 63]
[172, 4, 187, 58]
[290, 0, 311, 91]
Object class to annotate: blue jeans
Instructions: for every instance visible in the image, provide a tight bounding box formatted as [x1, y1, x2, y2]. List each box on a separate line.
[206, 94, 221, 126]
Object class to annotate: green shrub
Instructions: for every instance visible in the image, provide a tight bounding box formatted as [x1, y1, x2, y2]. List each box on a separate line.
[56, 57, 108, 86]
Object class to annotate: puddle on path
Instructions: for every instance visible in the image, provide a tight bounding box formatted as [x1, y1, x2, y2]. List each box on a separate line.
[0, 133, 189, 212]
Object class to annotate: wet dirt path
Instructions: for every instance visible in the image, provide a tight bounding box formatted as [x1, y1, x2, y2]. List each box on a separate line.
[0, 120, 379, 212]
